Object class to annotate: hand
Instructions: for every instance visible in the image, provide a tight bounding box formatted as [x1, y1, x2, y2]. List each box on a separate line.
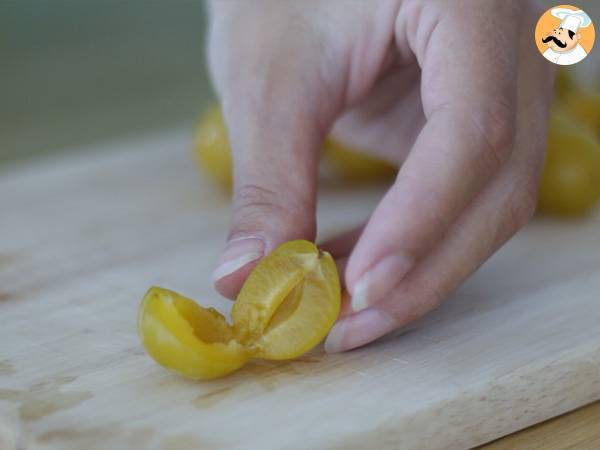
[207, 0, 554, 352]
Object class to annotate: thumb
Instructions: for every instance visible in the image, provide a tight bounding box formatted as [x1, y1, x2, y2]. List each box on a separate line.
[207, 3, 345, 298]
[211, 94, 328, 299]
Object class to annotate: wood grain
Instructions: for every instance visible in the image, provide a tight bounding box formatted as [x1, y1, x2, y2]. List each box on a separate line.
[1, 129, 599, 450]
[482, 401, 600, 450]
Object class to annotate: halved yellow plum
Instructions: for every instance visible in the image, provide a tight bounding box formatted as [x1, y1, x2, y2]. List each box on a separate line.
[138, 241, 341, 379]
[138, 287, 248, 379]
[233, 240, 341, 360]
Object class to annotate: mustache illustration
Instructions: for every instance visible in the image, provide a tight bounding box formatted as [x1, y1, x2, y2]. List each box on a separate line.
[542, 35, 567, 48]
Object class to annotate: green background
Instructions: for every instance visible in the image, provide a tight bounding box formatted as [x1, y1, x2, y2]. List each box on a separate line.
[1, 0, 598, 166]
[1, 0, 211, 165]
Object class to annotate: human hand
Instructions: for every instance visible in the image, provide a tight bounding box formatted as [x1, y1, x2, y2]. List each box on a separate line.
[207, 0, 554, 352]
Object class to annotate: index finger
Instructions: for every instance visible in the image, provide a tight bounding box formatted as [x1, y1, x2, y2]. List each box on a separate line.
[345, 1, 522, 311]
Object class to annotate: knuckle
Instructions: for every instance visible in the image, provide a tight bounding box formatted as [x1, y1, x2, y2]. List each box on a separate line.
[392, 174, 453, 252]
[389, 281, 446, 326]
[468, 100, 516, 171]
[235, 183, 278, 209]
[232, 183, 316, 236]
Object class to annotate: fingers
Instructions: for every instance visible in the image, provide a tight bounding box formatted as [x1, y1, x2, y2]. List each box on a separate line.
[343, 2, 521, 313]
[343, 107, 518, 313]
[325, 8, 554, 352]
[325, 166, 542, 352]
[330, 67, 424, 165]
[207, 1, 406, 299]
[208, 5, 343, 299]
[211, 101, 327, 298]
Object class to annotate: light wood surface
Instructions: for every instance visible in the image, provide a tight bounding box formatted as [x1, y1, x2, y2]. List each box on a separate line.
[1, 129, 600, 450]
[482, 401, 600, 449]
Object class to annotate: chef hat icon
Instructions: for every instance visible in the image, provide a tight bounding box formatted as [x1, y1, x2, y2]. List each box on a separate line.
[551, 8, 592, 33]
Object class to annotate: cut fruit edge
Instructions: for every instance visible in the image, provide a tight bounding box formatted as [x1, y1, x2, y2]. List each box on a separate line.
[138, 287, 250, 372]
[232, 241, 341, 358]
[138, 240, 342, 374]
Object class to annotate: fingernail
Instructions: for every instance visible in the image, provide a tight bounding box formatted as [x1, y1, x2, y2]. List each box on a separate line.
[323, 319, 347, 353]
[211, 236, 265, 283]
[324, 308, 397, 353]
[350, 254, 413, 313]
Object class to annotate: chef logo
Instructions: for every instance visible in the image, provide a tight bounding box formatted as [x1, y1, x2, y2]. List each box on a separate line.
[535, 5, 595, 65]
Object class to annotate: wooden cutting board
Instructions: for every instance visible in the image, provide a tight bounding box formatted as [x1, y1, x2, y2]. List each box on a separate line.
[1, 129, 599, 450]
